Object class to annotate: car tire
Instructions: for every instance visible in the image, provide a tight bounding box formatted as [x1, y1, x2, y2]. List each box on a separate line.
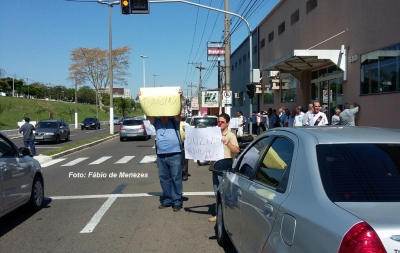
[65, 132, 70, 141]
[98, 124, 100, 129]
[55, 135, 60, 144]
[28, 176, 44, 212]
[81, 128, 84, 130]
[216, 199, 229, 246]
[120, 137, 124, 142]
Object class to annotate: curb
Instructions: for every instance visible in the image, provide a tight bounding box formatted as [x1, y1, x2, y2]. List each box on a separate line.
[34, 134, 119, 165]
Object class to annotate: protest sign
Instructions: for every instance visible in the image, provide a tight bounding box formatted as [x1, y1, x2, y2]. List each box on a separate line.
[184, 127, 223, 161]
[139, 87, 181, 116]
[229, 117, 239, 129]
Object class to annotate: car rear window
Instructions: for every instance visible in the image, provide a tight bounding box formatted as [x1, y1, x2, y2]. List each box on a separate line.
[123, 120, 143, 126]
[317, 144, 400, 202]
[193, 118, 218, 127]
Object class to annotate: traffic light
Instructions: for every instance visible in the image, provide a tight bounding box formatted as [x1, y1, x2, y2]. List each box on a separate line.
[246, 84, 256, 98]
[121, 0, 130, 14]
[131, 0, 150, 14]
[121, 0, 149, 15]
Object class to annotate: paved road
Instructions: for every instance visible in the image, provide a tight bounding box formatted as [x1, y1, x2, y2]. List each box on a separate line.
[0, 136, 237, 253]
[3, 124, 121, 155]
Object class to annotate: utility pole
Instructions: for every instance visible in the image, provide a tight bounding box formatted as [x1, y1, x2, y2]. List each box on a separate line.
[224, 0, 231, 117]
[151, 74, 158, 87]
[189, 62, 206, 115]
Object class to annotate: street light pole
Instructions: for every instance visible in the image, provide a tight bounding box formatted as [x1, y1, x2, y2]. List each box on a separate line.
[98, 0, 120, 135]
[26, 77, 29, 98]
[140, 55, 148, 87]
[151, 74, 158, 87]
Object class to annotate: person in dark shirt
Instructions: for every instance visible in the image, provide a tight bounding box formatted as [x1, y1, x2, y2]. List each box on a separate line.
[18, 117, 36, 156]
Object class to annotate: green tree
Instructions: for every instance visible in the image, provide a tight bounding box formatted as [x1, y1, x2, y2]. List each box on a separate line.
[77, 86, 95, 104]
[114, 97, 134, 117]
[67, 46, 131, 110]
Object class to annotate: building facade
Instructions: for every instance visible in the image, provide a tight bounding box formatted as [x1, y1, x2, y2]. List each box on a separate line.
[256, 0, 400, 128]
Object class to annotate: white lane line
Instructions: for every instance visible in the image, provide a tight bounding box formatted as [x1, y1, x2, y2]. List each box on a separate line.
[80, 196, 117, 233]
[140, 155, 157, 164]
[61, 157, 89, 166]
[114, 156, 135, 164]
[51, 192, 214, 200]
[41, 158, 67, 168]
[89, 156, 112, 165]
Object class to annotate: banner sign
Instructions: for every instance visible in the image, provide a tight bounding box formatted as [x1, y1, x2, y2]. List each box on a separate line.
[139, 87, 181, 116]
[202, 91, 219, 108]
[207, 42, 225, 61]
[191, 98, 199, 110]
[184, 127, 223, 161]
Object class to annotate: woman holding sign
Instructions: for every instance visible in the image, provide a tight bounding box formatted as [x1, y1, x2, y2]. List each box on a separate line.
[208, 113, 240, 222]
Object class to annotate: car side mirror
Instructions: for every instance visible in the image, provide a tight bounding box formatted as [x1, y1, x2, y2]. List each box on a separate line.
[19, 147, 31, 156]
[209, 158, 233, 172]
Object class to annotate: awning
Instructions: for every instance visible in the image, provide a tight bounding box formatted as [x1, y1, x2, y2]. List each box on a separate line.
[262, 50, 347, 77]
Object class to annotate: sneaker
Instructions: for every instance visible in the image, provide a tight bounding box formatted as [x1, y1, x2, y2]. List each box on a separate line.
[208, 216, 217, 222]
[158, 204, 171, 209]
[173, 206, 182, 212]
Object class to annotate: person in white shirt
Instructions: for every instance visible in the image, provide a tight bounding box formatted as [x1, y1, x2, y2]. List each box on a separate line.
[302, 103, 314, 126]
[236, 110, 245, 137]
[306, 102, 328, 126]
[340, 103, 360, 126]
[331, 108, 341, 125]
[294, 106, 304, 126]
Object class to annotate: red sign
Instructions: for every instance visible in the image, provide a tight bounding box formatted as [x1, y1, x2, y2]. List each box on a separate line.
[207, 48, 225, 55]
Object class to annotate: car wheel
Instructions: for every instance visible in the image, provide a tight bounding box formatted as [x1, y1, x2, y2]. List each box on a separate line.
[120, 137, 124, 142]
[81, 127, 84, 130]
[98, 124, 100, 129]
[65, 132, 70, 141]
[28, 176, 44, 212]
[216, 199, 229, 246]
[55, 135, 60, 144]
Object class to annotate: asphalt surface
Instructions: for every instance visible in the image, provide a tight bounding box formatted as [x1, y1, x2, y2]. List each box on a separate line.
[0, 133, 238, 252]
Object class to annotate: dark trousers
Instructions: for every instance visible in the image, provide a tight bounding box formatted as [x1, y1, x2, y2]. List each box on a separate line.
[252, 123, 258, 135]
[181, 145, 189, 179]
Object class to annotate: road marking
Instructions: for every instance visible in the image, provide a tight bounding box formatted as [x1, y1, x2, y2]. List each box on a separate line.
[114, 156, 135, 164]
[41, 158, 67, 167]
[80, 196, 117, 233]
[51, 192, 214, 200]
[89, 156, 112, 165]
[61, 157, 89, 166]
[140, 155, 157, 164]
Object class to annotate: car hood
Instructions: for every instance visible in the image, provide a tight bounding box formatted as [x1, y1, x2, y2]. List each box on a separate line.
[36, 128, 57, 133]
[336, 202, 400, 250]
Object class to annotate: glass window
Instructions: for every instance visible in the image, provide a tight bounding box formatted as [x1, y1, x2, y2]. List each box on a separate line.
[261, 38, 265, 48]
[0, 136, 16, 157]
[255, 137, 294, 191]
[291, 9, 299, 25]
[235, 136, 270, 177]
[278, 22, 285, 35]
[361, 43, 400, 95]
[123, 120, 143, 126]
[317, 144, 400, 202]
[281, 75, 297, 102]
[264, 89, 274, 104]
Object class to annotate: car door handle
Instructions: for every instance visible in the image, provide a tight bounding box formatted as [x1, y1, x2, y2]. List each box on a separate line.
[264, 204, 274, 217]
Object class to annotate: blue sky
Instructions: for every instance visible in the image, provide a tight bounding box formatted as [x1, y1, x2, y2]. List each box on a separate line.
[0, 0, 279, 97]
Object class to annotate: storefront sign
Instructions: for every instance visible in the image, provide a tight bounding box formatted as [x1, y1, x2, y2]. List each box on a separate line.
[348, 55, 358, 63]
[202, 91, 219, 108]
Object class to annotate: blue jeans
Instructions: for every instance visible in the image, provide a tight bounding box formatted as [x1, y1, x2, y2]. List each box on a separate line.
[157, 153, 183, 207]
[24, 140, 36, 156]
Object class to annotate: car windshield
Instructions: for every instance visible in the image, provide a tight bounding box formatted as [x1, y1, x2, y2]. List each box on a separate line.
[193, 117, 218, 127]
[37, 122, 58, 128]
[83, 118, 95, 123]
[317, 143, 400, 202]
[123, 120, 143, 126]
[114, 117, 119, 120]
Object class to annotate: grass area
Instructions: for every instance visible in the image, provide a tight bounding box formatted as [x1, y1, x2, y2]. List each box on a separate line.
[0, 96, 141, 131]
[40, 133, 118, 156]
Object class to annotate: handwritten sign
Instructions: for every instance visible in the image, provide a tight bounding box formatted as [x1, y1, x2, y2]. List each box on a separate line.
[139, 87, 181, 116]
[143, 120, 156, 135]
[184, 127, 223, 161]
[263, 147, 287, 169]
[229, 117, 239, 129]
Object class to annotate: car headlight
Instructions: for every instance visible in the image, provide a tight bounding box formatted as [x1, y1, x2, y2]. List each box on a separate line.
[81, 123, 84, 125]
[91, 123, 95, 125]
[44, 132, 54, 135]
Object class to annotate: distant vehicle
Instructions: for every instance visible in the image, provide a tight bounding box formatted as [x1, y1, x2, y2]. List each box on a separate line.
[216, 126, 400, 253]
[34, 119, 70, 144]
[113, 116, 121, 125]
[81, 117, 100, 130]
[0, 132, 44, 218]
[188, 115, 218, 128]
[119, 118, 150, 141]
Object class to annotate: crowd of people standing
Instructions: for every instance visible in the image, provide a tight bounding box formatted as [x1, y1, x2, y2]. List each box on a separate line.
[247, 101, 360, 135]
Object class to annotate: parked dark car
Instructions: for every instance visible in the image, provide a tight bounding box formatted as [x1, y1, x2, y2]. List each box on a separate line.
[34, 119, 70, 144]
[81, 117, 100, 130]
[216, 126, 400, 253]
[0, 132, 44, 218]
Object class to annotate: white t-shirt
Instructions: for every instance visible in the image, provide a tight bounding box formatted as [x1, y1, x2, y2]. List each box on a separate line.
[294, 112, 304, 126]
[307, 112, 328, 126]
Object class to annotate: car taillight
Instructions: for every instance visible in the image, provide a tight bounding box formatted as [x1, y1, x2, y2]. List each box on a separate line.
[140, 125, 145, 129]
[338, 222, 386, 253]
[120, 125, 123, 130]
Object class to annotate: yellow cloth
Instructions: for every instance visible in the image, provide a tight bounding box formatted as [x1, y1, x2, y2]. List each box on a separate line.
[262, 147, 287, 169]
[179, 121, 185, 141]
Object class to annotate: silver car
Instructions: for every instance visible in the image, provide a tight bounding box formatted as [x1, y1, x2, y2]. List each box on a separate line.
[0, 132, 44, 218]
[216, 126, 400, 253]
[119, 118, 150, 141]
